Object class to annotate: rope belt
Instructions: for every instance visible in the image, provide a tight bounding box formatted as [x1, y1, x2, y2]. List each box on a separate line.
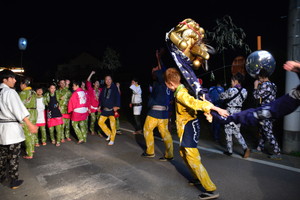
[0, 119, 18, 123]
[103, 107, 113, 111]
[151, 105, 168, 111]
[132, 103, 142, 106]
[90, 105, 98, 110]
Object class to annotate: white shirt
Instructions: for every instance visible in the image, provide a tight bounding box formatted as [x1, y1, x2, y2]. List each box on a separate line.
[0, 83, 29, 145]
[130, 84, 142, 104]
[36, 97, 46, 124]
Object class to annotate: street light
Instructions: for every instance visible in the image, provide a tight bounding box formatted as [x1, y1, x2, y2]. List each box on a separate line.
[18, 37, 27, 68]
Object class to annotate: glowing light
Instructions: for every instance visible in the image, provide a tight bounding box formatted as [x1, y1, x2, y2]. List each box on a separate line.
[18, 37, 27, 50]
[0, 67, 25, 74]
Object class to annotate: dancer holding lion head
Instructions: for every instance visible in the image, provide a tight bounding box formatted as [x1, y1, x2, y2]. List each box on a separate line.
[166, 18, 229, 200]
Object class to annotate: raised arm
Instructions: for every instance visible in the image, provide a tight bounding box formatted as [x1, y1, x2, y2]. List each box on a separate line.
[156, 49, 162, 70]
[87, 71, 96, 82]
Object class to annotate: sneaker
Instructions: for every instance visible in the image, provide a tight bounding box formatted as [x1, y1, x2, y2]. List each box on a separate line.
[141, 152, 155, 158]
[23, 155, 33, 159]
[106, 136, 110, 141]
[34, 143, 40, 147]
[66, 138, 72, 141]
[223, 151, 232, 156]
[268, 154, 282, 160]
[159, 156, 174, 161]
[188, 179, 200, 186]
[199, 191, 219, 200]
[61, 139, 65, 143]
[42, 142, 47, 146]
[108, 141, 114, 145]
[251, 148, 262, 154]
[10, 179, 24, 189]
[243, 148, 250, 158]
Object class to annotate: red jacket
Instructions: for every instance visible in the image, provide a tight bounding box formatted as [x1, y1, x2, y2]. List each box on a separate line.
[68, 88, 89, 121]
[86, 81, 102, 113]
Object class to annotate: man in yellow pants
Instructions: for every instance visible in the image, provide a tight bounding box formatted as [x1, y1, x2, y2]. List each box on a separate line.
[98, 75, 120, 146]
[141, 49, 174, 161]
[164, 68, 229, 200]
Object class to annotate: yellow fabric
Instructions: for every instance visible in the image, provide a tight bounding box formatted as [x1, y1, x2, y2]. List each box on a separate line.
[172, 85, 216, 192]
[180, 147, 216, 191]
[23, 86, 32, 91]
[143, 115, 173, 158]
[175, 85, 214, 140]
[98, 115, 116, 142]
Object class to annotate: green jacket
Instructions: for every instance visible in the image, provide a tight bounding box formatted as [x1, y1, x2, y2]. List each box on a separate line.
[55, 87, 72, 114]
[19, 87, 37, 123]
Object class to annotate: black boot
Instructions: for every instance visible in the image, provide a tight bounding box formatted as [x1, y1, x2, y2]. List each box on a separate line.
[223, 151, 232, 156]
[10, 179, 24, 189]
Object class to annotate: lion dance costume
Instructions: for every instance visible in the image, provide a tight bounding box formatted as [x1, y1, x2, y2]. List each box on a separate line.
[166, 18, 220, 199]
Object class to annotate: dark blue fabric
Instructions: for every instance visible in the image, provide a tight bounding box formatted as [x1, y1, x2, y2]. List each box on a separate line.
[147, 69, 172, 119]
[211, 118, 221, 141]
[147, 70, 171, 108]
[101, 110, 114, 117]
[100, 83, 120, 116]
[212, 93, 300, 126]
[208, 86, 224, 107]
[48, 94, 62, 118]
[166, 37, 211, 101]
[252, 93, 300, 120]
[147, 110, 169, 119]
[181, 119, 200, 148]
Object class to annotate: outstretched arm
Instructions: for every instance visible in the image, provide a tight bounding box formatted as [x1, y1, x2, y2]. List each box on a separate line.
[283, 61, 300, 73]
[211, 106, 229, 117]
[198, 94, 228, 117]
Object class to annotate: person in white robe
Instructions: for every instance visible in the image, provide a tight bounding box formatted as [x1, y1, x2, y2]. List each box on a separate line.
[0, 69, 37, 189]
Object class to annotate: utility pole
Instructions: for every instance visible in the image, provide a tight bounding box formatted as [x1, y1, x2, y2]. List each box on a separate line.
[283, 0, 300, 153]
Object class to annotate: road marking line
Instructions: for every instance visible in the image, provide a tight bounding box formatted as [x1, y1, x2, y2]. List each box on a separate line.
[120, 127, 300, 173]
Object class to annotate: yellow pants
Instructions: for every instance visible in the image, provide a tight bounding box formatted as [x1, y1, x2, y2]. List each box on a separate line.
[98, 115, 116, 142]
[143, 115, 173, 158]
[180, 146, 217, 192]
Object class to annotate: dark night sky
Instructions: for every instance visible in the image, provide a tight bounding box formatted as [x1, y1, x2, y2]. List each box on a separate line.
[0, 1, 289, 85]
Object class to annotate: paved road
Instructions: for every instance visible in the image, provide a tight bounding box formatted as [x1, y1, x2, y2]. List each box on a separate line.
[1, 119, 300, 200]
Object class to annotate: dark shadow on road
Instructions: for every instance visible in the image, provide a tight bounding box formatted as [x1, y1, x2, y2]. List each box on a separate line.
[134, 133, 147, 152]
[169, 159, 206, 192]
